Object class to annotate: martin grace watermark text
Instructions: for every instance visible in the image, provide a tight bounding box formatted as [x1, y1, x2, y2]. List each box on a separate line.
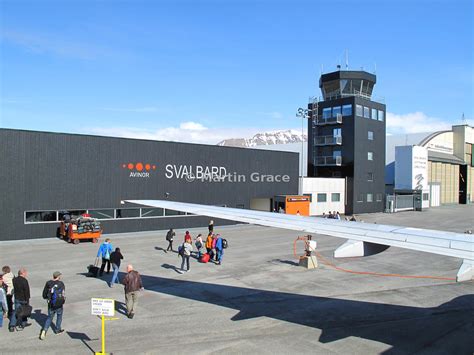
[176, 172, 290, 183]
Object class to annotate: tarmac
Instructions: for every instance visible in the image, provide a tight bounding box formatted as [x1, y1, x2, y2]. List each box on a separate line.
[1, 205, 473, 354]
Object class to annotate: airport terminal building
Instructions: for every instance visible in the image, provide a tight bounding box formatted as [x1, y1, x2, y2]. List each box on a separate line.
[0, 129, 299, 241]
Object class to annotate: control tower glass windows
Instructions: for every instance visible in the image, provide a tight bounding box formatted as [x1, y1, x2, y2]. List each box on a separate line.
[342, 104, 352, 116]
[356, 105, 363, 117]
[363, 106, 370, 118]
[332, 106, 341, 117]
[322, 80, 340, 99]
[322, 107, 331, 119]
[368, 151, 374, 160]
[378, 110, 384, 121]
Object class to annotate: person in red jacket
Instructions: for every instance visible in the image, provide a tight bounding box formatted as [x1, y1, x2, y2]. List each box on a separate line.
[184, 231, 192, 244]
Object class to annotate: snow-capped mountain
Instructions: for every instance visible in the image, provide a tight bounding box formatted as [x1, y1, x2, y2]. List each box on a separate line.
[217, 129, 307, 147]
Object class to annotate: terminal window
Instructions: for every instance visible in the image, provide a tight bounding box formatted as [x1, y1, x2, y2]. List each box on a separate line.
[368, 131, 374, 140]
[317, 193, 327, 202]
[367, 172, 374, 181]
[25, 211, 57, 223]
[356, 105, 363, 117]
[332, 106, 341, 117]
[368, 152, 374, 160]
[331, 193, 340, 202]
[367, 193, 373, 202]
[357, 194, 364, 202]
[376, 193, 383, 202]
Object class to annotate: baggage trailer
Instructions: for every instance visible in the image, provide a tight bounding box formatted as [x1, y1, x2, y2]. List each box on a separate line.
[59, 218, 102, 244]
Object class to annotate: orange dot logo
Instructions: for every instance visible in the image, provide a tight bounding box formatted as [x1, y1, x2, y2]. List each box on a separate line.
[127, 163, 134, 170]
[136, 163, 144, 171]
[145, 164, 151, 171]
[152, 165, 156, 170]
[122, 164, 126, 168]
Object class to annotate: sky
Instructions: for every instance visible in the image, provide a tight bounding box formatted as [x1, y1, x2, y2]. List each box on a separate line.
[0, 0, 472, 144]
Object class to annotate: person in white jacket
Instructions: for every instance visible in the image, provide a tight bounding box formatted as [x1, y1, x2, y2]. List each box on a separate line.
[1, 266, 14, 319]
[179, 241, 193, 273]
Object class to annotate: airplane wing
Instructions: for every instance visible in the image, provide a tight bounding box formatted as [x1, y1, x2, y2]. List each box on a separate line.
[126, 199, 474, 282]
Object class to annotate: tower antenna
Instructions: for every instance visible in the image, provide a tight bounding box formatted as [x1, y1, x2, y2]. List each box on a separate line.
[345, 50, 349, 70]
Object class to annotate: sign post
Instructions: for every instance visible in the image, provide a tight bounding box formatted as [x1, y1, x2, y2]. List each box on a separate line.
[91, 298, 115, 355]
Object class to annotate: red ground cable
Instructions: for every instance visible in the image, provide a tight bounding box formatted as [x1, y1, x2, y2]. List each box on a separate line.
[293, 237, 456, 281]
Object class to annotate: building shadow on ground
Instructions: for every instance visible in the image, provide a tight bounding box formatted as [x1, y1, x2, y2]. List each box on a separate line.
[136, 273, 473, 354]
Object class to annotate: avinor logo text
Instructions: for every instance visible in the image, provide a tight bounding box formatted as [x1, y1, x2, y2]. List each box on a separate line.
[122, 163, 156, 178]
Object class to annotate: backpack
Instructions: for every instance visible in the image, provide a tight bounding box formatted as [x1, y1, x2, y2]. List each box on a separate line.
[178, 244, 185, 256]
[222, 238, 228, 249]
[49, 283, 65, 309]
[195, 240, 202, 249]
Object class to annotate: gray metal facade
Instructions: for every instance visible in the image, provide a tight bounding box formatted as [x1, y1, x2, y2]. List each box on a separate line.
[0, 129, 299, 241]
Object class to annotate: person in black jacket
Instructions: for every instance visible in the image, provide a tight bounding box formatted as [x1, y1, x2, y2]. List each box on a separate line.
[165, 229, 175, 252]
[39, 271, 66, 340]
[9, 268, 31, 332]
[109, 248, 124, 287]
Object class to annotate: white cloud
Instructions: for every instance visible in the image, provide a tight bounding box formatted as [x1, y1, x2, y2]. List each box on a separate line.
[179, 122, 207, 131]
[386, 112, 452, 134]
[83, 121, 260, 145]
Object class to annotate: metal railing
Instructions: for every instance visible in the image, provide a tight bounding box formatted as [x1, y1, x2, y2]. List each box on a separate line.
[314, 135, 342, 145]
[314, 156, 342, 166]
[309, 94, 385, 104]
[315, 114, 342, 125]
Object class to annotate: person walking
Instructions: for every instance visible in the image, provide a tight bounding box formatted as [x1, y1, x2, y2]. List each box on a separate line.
[2, 266, 14, 319]
[205, 233, 213, 256]
[39, 271, 66, 340]
[165, 228, 175, 252]
[109, 248, 124, 287]
[215, 234, 224, 265]
[97, 238, 114, 276]
[195, 234, 204, 258]
[208, 220, 214, 234]
[179, 240, 193, 273]
[0, 274, 8, 328]
[121, 265, 143, 319]
[9, 268, 31, 332]
[212, 234, 218, 261]
[184, 231, 192, 244]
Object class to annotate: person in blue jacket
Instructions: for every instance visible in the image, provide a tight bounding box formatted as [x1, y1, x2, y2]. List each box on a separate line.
[97, 238, 114, 276]
[215, 234, 224, 265]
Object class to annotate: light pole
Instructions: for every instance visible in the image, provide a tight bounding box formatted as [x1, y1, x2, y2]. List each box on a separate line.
[296, 108, 309, 178]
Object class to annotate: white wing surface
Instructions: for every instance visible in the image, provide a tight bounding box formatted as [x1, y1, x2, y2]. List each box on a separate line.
[126, 199, 474, 281]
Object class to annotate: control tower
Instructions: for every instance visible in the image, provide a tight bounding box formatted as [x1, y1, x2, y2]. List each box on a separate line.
[307, 69, 386, 214]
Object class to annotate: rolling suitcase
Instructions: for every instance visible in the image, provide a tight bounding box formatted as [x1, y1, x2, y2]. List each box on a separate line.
[200, 253, 210, 263]
[87, 259, 100, 277]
